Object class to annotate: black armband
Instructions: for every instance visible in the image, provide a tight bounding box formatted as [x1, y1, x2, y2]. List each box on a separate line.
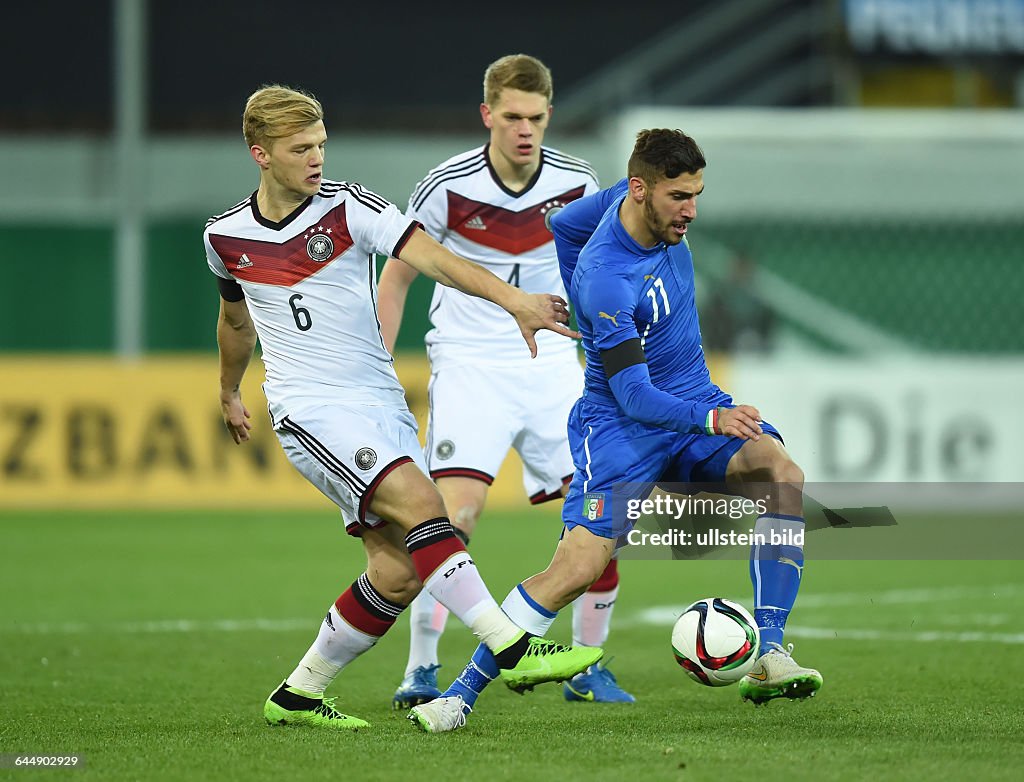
[599, 338, 646, 379]
[217, 276, 245, 302]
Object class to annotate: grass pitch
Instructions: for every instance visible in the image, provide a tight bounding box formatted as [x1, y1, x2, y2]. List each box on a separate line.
[2, 508, 1022, 781]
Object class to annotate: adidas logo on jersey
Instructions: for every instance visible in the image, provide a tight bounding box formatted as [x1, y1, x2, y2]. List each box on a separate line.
[237, 253, 254, 268]
[464, 215, 487, 230]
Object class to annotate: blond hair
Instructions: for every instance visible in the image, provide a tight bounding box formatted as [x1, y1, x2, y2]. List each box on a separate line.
[242, 85, 324, 148]
[483, 54, 553, 106]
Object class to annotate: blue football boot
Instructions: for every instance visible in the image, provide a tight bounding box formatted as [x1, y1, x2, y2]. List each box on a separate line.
[392, 664, 442, 710]
[563, 660, 636, 703]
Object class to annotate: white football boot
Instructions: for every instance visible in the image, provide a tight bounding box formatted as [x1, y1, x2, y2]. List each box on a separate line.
[407, 695, 468, 733]
[739, 642, 823, 704]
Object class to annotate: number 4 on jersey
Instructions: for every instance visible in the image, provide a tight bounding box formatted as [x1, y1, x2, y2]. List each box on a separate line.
[506, 263, 521, 288]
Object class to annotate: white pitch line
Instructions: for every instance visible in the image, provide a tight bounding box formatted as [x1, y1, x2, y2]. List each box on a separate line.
[791, 583, 1024, 609]
[783, 626, 1024, 644]
[622, 611, 1024, 644]
[623, 583, 1024, 627]
[7, 618, 313, 635]
[6, 583, 1024, 643]
[8, 614, 1024, 645]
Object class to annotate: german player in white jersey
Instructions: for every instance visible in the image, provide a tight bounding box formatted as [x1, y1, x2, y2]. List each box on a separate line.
[204, 84, 603, 731]
[378, 55, 634, 711]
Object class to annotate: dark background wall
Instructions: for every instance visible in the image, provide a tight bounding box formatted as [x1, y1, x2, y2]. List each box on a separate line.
[2, 1, 715, 133]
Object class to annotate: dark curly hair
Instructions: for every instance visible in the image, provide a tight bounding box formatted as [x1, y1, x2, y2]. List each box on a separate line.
[627, 129, 706, 185]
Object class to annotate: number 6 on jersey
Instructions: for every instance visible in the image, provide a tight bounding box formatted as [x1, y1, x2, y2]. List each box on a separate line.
[289, 293, 312, 332]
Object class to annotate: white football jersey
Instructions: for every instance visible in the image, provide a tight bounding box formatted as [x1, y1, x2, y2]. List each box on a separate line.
[408, 144, 599, 369]
[204, 179, 419, 417]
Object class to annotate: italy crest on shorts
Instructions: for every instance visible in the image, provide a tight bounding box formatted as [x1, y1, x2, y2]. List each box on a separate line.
[583, 492, 605, 521]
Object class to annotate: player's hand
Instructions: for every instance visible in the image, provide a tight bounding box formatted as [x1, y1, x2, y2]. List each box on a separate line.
[511, 292, 581, 358]
[220, 390, 252, 444]
[717, 405, 762, 441]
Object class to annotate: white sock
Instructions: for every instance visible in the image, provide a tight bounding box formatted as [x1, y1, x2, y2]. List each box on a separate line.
[286, 605, 377, 696]
[420, 550, 520, 651]
[502, 583, 557, 636]
[571, 585, 619, 647]
[404, 590, 449, 677]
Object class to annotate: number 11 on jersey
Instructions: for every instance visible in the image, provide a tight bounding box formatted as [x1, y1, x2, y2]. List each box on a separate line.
[647, 277, 670, 322]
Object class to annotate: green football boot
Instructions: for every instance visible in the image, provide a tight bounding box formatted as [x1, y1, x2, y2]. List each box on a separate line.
[499, 637, 604, 693]
[263, 681, 369, 730]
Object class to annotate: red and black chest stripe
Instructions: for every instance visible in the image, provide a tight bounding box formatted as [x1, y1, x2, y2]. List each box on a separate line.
[447, 186, 586, 255]
[210, 203, 355, 287]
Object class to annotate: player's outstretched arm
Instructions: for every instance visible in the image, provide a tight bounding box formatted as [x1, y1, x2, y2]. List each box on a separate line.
[395, 228, 580, 357]
[376, 257, 420, 354]
[606, 358, 761, 440]
[217, 297, 257, 444]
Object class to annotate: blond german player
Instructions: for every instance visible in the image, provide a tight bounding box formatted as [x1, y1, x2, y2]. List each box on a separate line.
[203, 84, 601, 730]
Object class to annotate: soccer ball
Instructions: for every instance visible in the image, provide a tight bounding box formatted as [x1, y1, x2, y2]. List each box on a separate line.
[671, 598, 760, 686]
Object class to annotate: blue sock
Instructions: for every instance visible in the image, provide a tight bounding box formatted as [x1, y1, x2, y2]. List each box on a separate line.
[749, 514, 805, 656]
[444, 645, 499, 711]
[442, 583, 557, 712]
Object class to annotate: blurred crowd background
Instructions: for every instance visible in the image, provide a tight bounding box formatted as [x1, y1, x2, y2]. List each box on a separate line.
[1, 0, 1021, 508]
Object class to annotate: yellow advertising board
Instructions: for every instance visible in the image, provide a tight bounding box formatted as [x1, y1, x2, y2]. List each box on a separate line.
[0, 356, 302, 508]
[0, 353, 730, 510]
[0, 355, 536, 510]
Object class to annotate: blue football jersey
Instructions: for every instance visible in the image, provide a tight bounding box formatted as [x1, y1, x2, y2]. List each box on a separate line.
[552, 179, 715, 405]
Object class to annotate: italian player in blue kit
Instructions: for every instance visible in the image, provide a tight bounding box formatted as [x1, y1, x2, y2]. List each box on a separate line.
[409, 129, 822, 733]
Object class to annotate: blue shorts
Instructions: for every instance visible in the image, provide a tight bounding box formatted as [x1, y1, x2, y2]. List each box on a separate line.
[562, 389, 782, 540]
